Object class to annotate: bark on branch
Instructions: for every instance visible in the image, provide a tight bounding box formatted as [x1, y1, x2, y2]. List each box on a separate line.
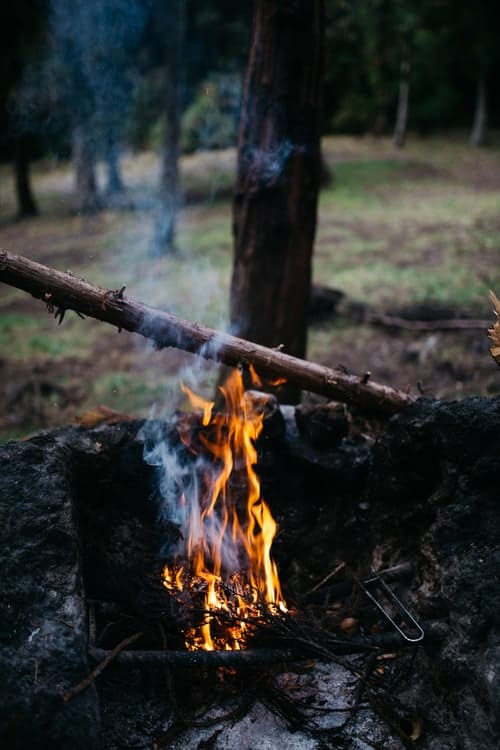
[0, 250, 415, 415]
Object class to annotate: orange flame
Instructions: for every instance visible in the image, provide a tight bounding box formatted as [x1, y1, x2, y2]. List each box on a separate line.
[268, 376, 287, 387]
[163, 369, 286, 650]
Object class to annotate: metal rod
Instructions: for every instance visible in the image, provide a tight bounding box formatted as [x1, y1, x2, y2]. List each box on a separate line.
[360, 569, 424, 644]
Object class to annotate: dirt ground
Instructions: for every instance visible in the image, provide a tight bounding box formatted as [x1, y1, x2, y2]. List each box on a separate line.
[1, 135, 499, 440]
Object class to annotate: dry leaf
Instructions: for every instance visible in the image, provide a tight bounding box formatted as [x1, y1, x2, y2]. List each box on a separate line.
[408, 717, 423, 742]
[488, 291, 500, 366]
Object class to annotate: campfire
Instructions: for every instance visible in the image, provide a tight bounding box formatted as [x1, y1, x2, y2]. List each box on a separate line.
[160, 368, 286, 651]
[2, 384, 500, 749]
[1, 254, 499, 749]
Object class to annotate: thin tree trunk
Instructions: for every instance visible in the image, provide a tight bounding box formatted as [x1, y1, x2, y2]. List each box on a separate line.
[393, 60, 410, 149]
[105, 138, 124, 196]
[320, 151, 333, 187]
[231, 0, 324, 402]
[72, 123, 100, 214]
[470, 76, 487, 147]
[13, 136, 38, 218]
[152, 0, 184, 256]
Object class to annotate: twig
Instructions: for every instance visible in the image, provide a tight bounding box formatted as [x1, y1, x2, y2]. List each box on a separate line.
[153, 671, 258, 749]
[63, 631, 143, 702]
[303, 562, 346, 598]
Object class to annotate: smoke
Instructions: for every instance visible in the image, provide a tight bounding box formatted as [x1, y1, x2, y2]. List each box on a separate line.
[12, 0, 240, 555]
[139, 321, 231, 562]
[241, 138, 307, 184]
[12, 0, 150, 158]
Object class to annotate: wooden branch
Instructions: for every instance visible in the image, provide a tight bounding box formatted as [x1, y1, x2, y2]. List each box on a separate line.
[63, 631, 143, 702]
[0, 250, 415, 415]
[89, 645, 299, 669]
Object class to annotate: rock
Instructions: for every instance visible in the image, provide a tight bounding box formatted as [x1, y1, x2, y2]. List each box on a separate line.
[339, 617, 359, 635]
[295, 402, 349, 449]
[0, 436, 100, 750]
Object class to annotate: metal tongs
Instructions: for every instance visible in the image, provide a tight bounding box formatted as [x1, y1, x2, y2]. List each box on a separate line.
[359, 567, 425, 644]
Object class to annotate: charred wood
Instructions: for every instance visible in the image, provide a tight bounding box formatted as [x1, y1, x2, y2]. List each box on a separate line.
[87, 625, 441, 671]
[366, 311, 491, 331]
[89, 646, 298, 669]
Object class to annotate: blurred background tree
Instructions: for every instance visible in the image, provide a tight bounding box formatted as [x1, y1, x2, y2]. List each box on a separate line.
[0, 1, 47, 218]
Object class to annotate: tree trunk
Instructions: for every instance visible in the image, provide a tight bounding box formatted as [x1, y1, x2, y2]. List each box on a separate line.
[152, 0, 184, 256]
[470, 76, 487, 147]
[231, 0, 324, 402]
[13, 136, 38, 218]
[105, 138, 124, 196]
[72, 123, 100, 215]
[393, 60, 410, 149]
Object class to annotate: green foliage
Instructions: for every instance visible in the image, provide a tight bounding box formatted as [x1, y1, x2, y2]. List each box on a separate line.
[181, 74, 241, 153]
[324, 0, 500, 135]
[126, 69, 165, 150]
[4, 0, 500, 171]
[331, 93, 373, 134]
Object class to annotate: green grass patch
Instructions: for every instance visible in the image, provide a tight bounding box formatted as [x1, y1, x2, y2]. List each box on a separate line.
[314, 260, 491, 310]
[0, 426, 42, 444]
[330, 159, 411, 191]
[88, 367, 219, 417]
[90, 371, 174, 415]
[0, 313, 96, 360]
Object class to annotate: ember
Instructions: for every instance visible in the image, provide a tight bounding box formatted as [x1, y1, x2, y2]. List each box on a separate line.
[162, 368, 286, 651]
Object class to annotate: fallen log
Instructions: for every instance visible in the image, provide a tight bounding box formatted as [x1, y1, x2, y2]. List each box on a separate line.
[366, 311, 491, 332]
[0, 250, 415, 415]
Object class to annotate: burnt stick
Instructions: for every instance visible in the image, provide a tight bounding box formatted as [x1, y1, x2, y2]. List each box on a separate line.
[0, 250, 415, 415]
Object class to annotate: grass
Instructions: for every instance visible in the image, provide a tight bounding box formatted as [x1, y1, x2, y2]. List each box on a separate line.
[0, 312, 97, 360]
[1, 133, 500, 441]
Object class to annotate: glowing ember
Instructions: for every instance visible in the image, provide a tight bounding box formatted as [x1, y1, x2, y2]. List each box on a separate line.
[163, 368, 287, 651]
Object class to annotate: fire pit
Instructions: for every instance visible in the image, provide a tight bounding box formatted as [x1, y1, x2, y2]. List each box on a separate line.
[1, 395, 499, 749]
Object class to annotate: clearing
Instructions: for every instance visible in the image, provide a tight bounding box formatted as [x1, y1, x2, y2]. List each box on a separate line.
[1, 134, 499, 441]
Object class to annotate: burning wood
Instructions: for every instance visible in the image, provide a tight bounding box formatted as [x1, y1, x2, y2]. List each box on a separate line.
[0, 250, 414, 415]
[160, 368, 286, 651]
